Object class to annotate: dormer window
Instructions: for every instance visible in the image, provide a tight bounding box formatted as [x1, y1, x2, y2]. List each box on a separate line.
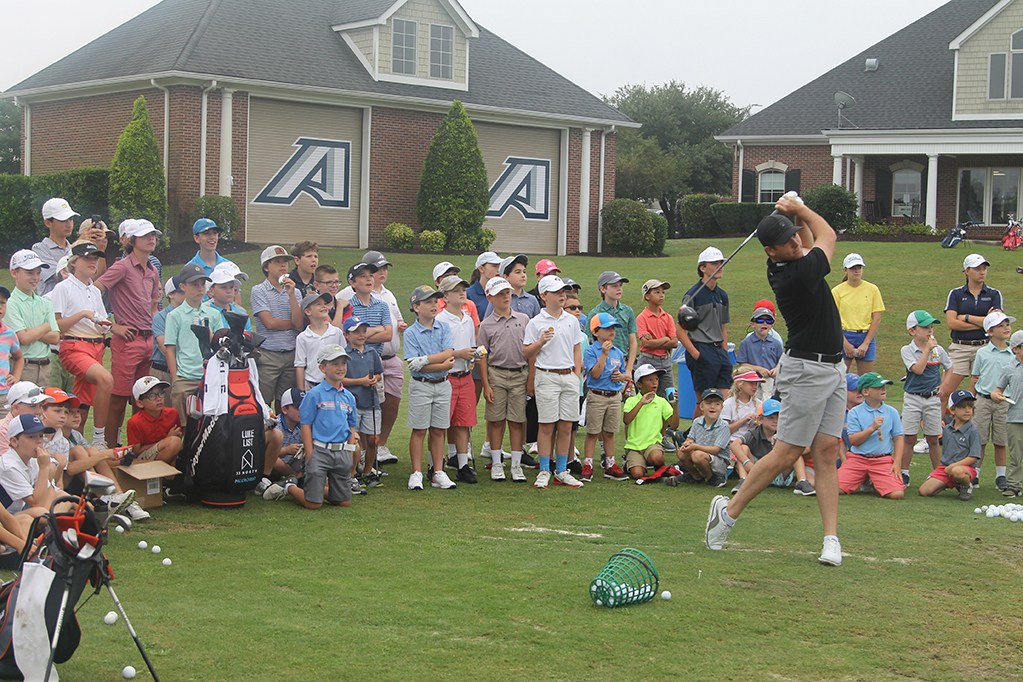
[988, 29, 1023, 99]
[392, 19, 417, 75]
[430, 25, 454, 79]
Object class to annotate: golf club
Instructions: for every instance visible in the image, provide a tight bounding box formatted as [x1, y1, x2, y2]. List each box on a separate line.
[677, 191, 802, 331]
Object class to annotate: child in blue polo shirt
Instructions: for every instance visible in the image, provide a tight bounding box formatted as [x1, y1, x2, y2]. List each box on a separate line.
[735, 303, 783, 400]
[342, 316, 384, 491]
[971, 311, 1015, 490]
[918, 390, 980, 501]
[838, 372, 905, 499]
[582, 313, 627, 482]
[264, 345, 358, 508]
[900, 310, 952, 482]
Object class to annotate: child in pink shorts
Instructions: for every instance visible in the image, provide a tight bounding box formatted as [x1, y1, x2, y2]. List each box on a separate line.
[918, 390, 980, 501]
[436, 275, 479, 484]
[838, 372, 906, 499]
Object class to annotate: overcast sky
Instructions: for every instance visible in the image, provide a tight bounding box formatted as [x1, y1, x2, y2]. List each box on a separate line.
[3, 0, 950, 110]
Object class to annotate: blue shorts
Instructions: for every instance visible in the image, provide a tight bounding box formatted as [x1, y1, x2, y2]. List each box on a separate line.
[685, 342, 732, 393]
[843, 330, 876, 362]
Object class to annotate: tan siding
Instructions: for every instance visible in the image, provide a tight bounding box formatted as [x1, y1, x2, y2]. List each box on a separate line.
[349, 27, 375, 70]
[958, 3, 1023, 114]
[247, 98, 362, 247]
[385, 0, 467, 84]
[475, 121, 560, 254]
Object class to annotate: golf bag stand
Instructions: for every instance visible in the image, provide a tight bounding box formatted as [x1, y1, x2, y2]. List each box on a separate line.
[183, 311, 267, 508]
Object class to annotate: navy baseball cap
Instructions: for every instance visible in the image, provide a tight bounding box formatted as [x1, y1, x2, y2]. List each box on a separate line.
[949, 390, 976, 408]
[8, 414, 56, 439]
[701, 388, 725, 402]
[343, 316, 370, 332]
[281, 388, 305, 409]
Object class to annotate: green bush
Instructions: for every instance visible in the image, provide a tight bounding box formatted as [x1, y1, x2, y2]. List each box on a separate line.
[384, 222, 415, 250]
[0, 168, 111, 252]
[416, 101, 491, 250]
[678, 194, 723, 238]
[446, 227, 497, 252]
[709, 202, 776, 234]
[650, 212, 668, 255]
[846, 218, 935, 236]
[802, 184, 859, 233]
[109, 96, 167, 245]
[601, 199, 663, 255]
[190, 195, 240, 242]
[419, 229, 445, 252]
[0, 174, 37, 251]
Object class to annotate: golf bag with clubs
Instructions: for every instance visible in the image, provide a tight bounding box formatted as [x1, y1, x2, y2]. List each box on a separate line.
[1002, 215, 1022, 251]
[0, 475, 159, 681]
[183, 311, 270, 508]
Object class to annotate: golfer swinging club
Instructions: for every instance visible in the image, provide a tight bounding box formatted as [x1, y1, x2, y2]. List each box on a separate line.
[705, 193, 845, 566]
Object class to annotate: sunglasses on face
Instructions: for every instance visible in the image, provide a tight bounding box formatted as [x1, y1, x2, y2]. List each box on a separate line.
[317, 280, 341, 287]
[753, 318, 774, 324]
[565, 305, 582, 311]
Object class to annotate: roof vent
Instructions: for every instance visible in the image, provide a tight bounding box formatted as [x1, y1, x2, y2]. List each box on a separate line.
[865, 58, 879, 71]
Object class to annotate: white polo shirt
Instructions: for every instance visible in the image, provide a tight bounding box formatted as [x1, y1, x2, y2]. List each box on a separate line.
[374, 286, 404, 359]
[524, 308, 581, 370]
[50, 275, 108, 339]
[0, 448, 47, 513]
[437, 308, 476, 373]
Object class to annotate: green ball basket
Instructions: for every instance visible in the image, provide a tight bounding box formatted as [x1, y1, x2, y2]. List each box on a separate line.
[589, 548, 659, 608]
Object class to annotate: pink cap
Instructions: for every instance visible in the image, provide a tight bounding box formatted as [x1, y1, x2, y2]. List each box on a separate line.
[535, 259, 559, 276]
[733, 371, 765, 383]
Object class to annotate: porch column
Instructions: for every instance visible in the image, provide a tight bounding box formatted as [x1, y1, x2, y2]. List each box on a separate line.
[926, 154, 939, 229]
[832, 155, 843, 185]
[853, 157, 864, 216]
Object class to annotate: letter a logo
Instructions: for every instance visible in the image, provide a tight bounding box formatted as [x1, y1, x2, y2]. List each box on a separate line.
[487, 157, 550, 220]
[254, 138, 352, 208]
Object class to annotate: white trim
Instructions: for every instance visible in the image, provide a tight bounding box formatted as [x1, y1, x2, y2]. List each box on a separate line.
[376, 71, 467, 91]
[597, 128, 608, 253]
[150, 79, 170, 196]
[579, 128, 591, 253]
[949, 0, 1015, 49]
[754, 160, 788, 173]
[219, 88, 233, 198]
[428, 23, 455, 81]
[953, 112, 1023, 120]
[558, 129, 569, 257]
[331, 18, 384, 32]
[244, 95, 250, 239]
[757, 168, 785, 204]
[952, 49, 960, 120]
[332, 0, 479, 38]
[715, 134, 827, 145]
[379, 0, 409, 23]
[22, 103, 30, 177]
[0, 71, 638, 128]
[199, 80, 217, 197]
[360, 107, 372, 250]
[390, 18, 418, 77]
[437, 0, 479, 38]
[341, 33, 378, 81]
[853, 157, 864, 216]
[890, 160, 924, 172]
[373, 26, 379, 73]
[925, 155, 939, 228]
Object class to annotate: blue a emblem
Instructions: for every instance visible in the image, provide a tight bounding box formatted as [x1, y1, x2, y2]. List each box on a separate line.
[487, 157, 551, 220]
[253, 138, 351, 208]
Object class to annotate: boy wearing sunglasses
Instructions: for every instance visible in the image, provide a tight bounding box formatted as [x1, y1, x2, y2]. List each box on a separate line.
[736, 304, 784, 401]
[125, 376, 183, 465]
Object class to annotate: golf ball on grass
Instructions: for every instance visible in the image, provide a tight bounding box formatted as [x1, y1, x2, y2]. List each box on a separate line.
[162, 558, 172, 566]
[151, 545, 161, 554]
[975, 508, 982, 514]
[661, 591, 672, 601]
[122, 666, 136, 679]
[104, 611, 118, 625]
[137, 541, 147, 550]
[114, 526, 124, 534]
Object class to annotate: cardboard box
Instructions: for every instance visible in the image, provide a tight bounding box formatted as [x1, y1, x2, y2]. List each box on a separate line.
[114, 461, 181, 509]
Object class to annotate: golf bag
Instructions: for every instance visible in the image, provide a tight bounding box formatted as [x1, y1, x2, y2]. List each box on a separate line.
[1002, 216, 1022, 250]
[183, 311, 269, 508]
[941, 224, 966, 248]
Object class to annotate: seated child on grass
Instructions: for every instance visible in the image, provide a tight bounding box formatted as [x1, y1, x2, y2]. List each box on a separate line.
[622, 364, 678, 480]
[125, 377, 183, 466]
[0, 414, 68, 518]
[838, 372, 905, 499]
[918, 390, 980, 501]
[667, 388, 730, 487]
[728, 398, 815, 496]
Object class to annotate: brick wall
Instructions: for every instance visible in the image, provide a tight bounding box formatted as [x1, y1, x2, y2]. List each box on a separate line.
[231, 93, 249, 242]
[566, 128, 581, 254]
[729, 144, 834, 201]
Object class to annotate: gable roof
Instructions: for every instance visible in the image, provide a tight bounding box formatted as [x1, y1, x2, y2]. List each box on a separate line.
[4, 0, 631, 126]
[719, 0, 1012, 138]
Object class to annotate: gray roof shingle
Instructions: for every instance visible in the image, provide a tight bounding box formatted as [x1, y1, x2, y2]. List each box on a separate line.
[5, 0, 632, 125]
[721, 0, 1017, 137]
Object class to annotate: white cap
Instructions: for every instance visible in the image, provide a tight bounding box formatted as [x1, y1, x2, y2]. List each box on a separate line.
[633, 363, 665, 382]
[5, 382, 54, 409]
[211, 261, 249, 282]
[963, 253, 990, 269]
[843, 253, 865, 268]
[124, 219, 162, 238]
[164, 276, 182, 296]
[209, 268, 244, 287]
[485, 277, 513, 296]
[118, 219, 136, 238]
[259, 245, 289, 265]
[984, 310, 1016, 332]
[697, 246, 724, 264]
[1011, 330, 1023, 348]
[55, 255, 70, 274]
[132, 376, 170, 401]
[432, 261, 460, 282]
[41, 198, 79, 221]
[475, 252, 502, 269]
[9, 250, 48, 271]
[538, 275, 571, 294]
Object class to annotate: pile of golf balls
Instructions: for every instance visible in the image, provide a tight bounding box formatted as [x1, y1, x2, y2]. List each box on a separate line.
[975, 504, 1023, 522]
[590, 580, 656, 607]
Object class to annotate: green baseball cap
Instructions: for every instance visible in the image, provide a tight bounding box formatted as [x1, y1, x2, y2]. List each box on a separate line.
[906, 310, 939, 330]
[857, 372, 893, 391]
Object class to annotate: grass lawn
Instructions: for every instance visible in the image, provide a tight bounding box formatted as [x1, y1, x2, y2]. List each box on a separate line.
[5, 238, 1023, 681]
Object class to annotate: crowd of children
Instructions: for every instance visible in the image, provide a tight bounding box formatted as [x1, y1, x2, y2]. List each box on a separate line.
[0, 197, 1018, 546]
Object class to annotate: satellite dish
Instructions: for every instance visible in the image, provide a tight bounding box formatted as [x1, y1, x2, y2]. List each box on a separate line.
[833, 91, 857, 129]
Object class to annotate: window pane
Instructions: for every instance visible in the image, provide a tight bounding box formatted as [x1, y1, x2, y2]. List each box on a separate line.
[892, 169, 921, 217]
[1012, 53, 1023, 97]
[392, 20, 416, 75]
[758, 170, 785, 203]
[959, 170, 986, 223]
[429, 24, 453, 79]
[991, 53, 1007, 99]
[991, 168, 1020, 224]
[1013, 30, 1023, 51]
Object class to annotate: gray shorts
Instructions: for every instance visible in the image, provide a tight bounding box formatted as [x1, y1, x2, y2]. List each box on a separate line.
[774, 352, 846, 448]
[709, 456, 729, 478]
[303, 445, 353, 505]
[407, 378, 452, 430]
[638, 352, 674, 397]
[973, 394, 1008, 446]
[901, 392, 942, 439]
[357, 408, 382, 435]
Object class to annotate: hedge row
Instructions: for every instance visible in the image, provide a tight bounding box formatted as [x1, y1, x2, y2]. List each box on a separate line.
[0, 168, 109, 251]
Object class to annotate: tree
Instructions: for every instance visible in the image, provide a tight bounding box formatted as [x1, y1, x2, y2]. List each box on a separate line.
[417, 100, 493, 250]
[0, 101, 21, 175]
[108, 95, 167, 235]
[607, 81, 749, 237]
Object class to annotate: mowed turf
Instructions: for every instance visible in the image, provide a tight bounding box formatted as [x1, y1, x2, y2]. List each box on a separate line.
[4, 238, 1023, 681]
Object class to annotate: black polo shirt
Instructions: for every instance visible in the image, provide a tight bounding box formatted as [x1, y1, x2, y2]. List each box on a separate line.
[944, 283, 1002, 343]
[766, 247, 842, 356]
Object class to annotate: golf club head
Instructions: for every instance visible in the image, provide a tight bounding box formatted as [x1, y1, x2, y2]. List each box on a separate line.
[677, 305, 699, 332]
[83, 471, 117, 497]
[105, 514, 132, 533]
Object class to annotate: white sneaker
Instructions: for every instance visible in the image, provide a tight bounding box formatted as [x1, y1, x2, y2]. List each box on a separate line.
[913, 440, 929, 454]
[432, 470, 457, 489]
[376, 445, 398, 465]
[554, 470, 583, 488]
[510, 466, 527, 482]
[819, 537, 842, 566]
[254, 477, 273, 495]
[705, 495, 733, 550]
[105, 490, 136, 515]
[534, 470, 551, 488]
[408, 471, 424, 491]
[527, 442, 538, 455]
[480, 442, 491, 465]
[491, 462, 506, 481]
[125, 502, 150, 521]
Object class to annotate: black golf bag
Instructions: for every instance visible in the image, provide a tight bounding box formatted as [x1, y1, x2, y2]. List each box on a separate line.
[183, 311, 268, 507]
[941, 225, 966, 248]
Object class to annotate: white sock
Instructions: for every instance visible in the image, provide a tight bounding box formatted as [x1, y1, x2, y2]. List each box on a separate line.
[975, 468, 981, 478]
[511, 449, 522, 467]
[901, 469, 910, 477]
[457, 452, 468, 468]
[721, 508, 736, 526]
[492, 449, 503, 467]
[824, 534, 839, 543]
[447, 443, 456, 457]
[482, 441, 491, 455]
[997, 466, 1007, 477]
[92, 427, 106, 446]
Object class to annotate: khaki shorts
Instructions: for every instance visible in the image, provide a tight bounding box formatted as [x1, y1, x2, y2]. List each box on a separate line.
[973, 394, 1008, 446]
[625, 443, 663, 470]
[585, 391, 622, 434]
[534, 370, 579, 424]
[485, 366, 527, 423]
[948, 342, 981, 377]
[170, 378, 201, 425]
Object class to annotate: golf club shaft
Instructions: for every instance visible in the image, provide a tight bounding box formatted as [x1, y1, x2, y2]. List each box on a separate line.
[682, 226, 760, 306]
[43, 580, 73, 682]
[107, 584, 161, 682]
